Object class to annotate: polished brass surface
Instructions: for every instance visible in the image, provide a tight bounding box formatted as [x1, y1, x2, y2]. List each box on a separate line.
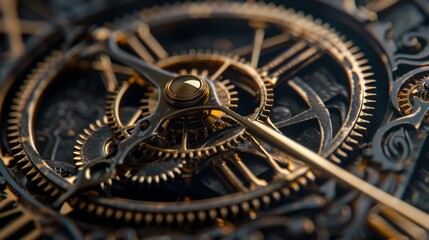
[0, 1, 428, 239]
[164, 75, 209, 107]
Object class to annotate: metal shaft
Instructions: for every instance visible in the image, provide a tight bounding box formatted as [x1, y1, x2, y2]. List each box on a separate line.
[223, 107, 429, 230]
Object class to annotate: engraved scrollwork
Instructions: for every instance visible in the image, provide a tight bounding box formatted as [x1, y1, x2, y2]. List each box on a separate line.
[315, 164, 381, 239]
[406, 167, 429, 212]
[382, 128, 412, 168]
[376, 67, 429, 171]
[391, 66, 429, 113]
[395, 27, 429, 67]
[366, 99, 429, 171]
[368, 126, 414, 171]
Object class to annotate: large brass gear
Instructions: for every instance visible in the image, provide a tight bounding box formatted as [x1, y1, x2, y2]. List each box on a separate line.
[74, 118, 185, 185]
[5, 1, 377, 227]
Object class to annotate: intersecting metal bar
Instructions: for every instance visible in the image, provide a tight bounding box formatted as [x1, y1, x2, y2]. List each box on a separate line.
[222, 107, 429, 231]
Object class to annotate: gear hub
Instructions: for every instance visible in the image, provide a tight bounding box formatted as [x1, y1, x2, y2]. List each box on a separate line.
[164, 75, 209, 107]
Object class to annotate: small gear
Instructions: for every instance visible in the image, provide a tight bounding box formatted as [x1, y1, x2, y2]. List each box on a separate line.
[74, 118, 184, 185]
[398, 76, 429, 115]
[2, 0, 384, 229]
[73, 118, 113, 170]
[417, 76, 429, 101]
[106, 75, 153, 140]
[106, 51, 274, 160]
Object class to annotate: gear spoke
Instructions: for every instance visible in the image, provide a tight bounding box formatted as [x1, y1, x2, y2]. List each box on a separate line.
[213, 155, 267, 193]
[2, 1, 381, 230]
[72, 59, 136, 76]
[135, 22, 170, 61]
[126, 109, 143, 127]
[249, 136, 292, 178]
[233, 32, 291, 58]
[210, 60, 232, 81]
[215, 160, 248, 193]
[260, 40, 323, 84]
[180, 120, 189, 151]
[250, 21, 267, 68]
[98, 54, 119, 93]
[108, 31, 177, 90]
[273, 78, 333, 151]
[229, 154, 268, 190]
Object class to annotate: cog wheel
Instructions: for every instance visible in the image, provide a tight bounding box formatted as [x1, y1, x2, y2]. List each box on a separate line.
[106, 51, 274, 160]
[73, 118, 113, 170]
[105, 75, 153, 140]
[120, 158, 184, 185]
[74, 118, 184, 185]
[3, 0, 384, 229]
[417, 77, 429, 101]
[398, 76, 429, 115]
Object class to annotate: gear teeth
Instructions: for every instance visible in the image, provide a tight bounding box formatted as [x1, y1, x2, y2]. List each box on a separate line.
[6, 50, 66, 197]
[201, 69, 209, 77]
[271, 191, 281, 201]
[418, 81, 429, 101]
[134, 213, 143, 223]
[107, 79, 157, 140]
[144, 213, 154, 224]
[73, 118, 110, 171]
[251, 199, 261, 210]
[5, 2, 386, 227]
[208, 209, 217, 220]
[322, 33, 376, 163]
[124, 158, 184, 186]
[197, 211, 206, 222]
[7, 131, 19, 138]
[398, 77, 429, 116]
[15, 155, 61, 198]
[258, 78, 275, 121]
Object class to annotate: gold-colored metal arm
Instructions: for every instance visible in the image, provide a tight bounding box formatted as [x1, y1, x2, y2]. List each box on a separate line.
[223, 106, 429, 231]
[250, 119, 429, 230]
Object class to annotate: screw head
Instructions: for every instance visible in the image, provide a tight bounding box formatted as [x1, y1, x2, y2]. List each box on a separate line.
[164, 75, 209, 107]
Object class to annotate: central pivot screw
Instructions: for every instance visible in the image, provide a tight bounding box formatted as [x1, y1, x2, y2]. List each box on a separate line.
[165, 75, 209, 107]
